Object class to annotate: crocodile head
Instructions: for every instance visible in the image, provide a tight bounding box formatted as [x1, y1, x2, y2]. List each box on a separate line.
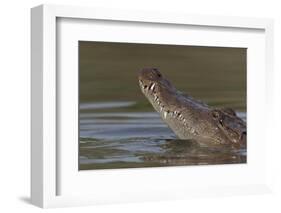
[138, 68, 179, 117]
[138, 68, 246, 148]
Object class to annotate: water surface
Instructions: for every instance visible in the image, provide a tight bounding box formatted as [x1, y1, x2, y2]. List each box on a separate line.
[79, 102, 246, 170]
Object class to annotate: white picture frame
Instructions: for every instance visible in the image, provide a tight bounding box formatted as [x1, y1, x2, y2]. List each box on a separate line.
[31, 4, 274, 208]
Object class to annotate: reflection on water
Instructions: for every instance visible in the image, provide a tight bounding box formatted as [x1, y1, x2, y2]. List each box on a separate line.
[79, 102, 246, 170]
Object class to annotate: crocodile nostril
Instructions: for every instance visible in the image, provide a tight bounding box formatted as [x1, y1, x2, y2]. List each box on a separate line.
[152, 68, 161, 77]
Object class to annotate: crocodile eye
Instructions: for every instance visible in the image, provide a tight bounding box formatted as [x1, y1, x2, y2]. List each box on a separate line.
[157, 73, 161, 77]
[241, 131, 246, 139]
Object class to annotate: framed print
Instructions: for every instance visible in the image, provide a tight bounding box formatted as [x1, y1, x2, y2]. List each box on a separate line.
[31, 4, 274, 208]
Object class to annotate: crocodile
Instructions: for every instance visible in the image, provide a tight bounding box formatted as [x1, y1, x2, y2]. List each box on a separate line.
[138, 68, 246, 148]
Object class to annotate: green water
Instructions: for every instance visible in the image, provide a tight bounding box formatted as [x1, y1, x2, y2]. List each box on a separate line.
[79, 41, 247, 170]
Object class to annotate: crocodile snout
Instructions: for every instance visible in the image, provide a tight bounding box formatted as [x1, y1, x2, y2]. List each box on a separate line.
[138, 68, 162, 82]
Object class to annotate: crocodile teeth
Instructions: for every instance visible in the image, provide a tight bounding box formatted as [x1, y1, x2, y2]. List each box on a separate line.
[150, 83, 155, 91]
[164, 111, 167, 119]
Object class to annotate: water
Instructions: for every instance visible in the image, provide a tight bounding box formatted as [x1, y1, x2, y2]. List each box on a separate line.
[79, 102, 246, 170]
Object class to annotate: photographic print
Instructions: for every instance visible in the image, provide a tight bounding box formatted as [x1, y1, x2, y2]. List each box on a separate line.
[79, 41, 246, 170]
